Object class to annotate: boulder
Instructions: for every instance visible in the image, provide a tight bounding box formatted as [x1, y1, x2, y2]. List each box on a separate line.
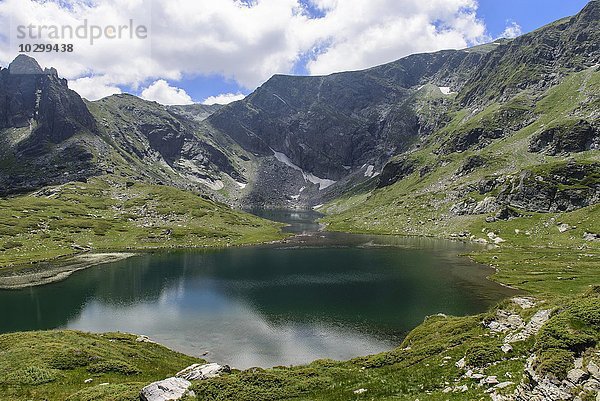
[140, 377, 192, 401]
[587, 360, 600, 380]
[176, 363, 230, 381]
[583, 232, 600, 241]
[566, 368, 588, 384]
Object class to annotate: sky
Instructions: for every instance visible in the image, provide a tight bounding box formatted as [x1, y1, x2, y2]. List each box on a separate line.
[0, 0, 591, 105]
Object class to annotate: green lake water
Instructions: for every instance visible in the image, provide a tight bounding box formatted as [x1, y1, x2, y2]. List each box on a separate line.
[0, 210, 515, 368]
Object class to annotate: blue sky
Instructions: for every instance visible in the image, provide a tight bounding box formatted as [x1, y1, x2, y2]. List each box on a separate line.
[168, 0, 591, 103]
[477, 0, 589, 37]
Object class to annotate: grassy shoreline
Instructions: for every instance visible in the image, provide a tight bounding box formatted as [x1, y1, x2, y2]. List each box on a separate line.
[0, 177, 287, 289]
[0, 182, 598, 400]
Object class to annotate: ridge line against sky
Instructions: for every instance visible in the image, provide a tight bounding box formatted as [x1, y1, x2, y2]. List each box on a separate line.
[0, 0, 590, 105]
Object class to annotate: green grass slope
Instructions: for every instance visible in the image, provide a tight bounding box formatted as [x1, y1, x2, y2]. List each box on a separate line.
[0, 176, 284, 269]
[0, 331, 202, 400]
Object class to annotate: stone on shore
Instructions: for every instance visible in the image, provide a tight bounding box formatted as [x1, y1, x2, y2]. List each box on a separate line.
[176, 363, 230, 381]
[140, 377, 192, 401]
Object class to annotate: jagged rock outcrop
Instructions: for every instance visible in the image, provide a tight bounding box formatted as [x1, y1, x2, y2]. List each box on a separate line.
[377, 157, 417, 188]
[0, 55, 101, 195]
[498, 163, 600, 213]
[529, 120, 600, 155]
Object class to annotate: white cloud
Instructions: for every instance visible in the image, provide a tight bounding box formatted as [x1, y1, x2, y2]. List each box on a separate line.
[0, 0, 490, 95]
[202, 93, 246, 105]
[69, 76, 122, 100]
[141, 80, 194, 105]
[305, 0, 486, 75]
[498, 21, 522, 39]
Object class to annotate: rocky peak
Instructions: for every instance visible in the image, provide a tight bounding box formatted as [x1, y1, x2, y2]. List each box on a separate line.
[577, 0, 599, 22]
[7, 54, 44, 75]
[0, 55, 96, 139]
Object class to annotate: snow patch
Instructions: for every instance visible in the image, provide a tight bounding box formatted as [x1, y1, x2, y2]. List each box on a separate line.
[291, 195, 300, 200]
[272, 94, 288, 106]
[439, 87, 453, 95]
[236, 181, 247, 189]
[313, 204, 323, 210]
[364, 165, 375, 177]
[271, 149, 336, 190]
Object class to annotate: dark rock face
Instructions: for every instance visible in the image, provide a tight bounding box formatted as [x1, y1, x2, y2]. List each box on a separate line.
[94, 95, 245, 184]
[529, 120, 599, 155]
[0, 55, 96, 143]
[449, 128, 506, 153]
[498, 163, 600, 213]
[377, 158, 416, 188]
[457, 155, 487, 176]
[208, 49, 487, 187]
[0, 55, 100, 195]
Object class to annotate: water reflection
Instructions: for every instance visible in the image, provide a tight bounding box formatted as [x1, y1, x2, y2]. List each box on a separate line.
[0, 211, 516, 368]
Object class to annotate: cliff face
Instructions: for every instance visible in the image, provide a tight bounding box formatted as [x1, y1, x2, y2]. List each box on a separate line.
[0, 55, 101, 194]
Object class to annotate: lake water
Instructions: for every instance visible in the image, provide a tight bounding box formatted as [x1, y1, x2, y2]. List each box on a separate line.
[0, 210, 515, 369]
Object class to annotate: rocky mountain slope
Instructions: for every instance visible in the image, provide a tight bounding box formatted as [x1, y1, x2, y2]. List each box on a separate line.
[322, 0, 599, 241]
[0, 55, 103, 195]
[2, 2, 598, 211]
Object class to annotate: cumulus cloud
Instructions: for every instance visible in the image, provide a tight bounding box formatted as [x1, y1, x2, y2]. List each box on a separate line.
[0, 0, 490, 97]
[498, 21, 522, 39]
[141, 80, 194, 105]
[305, 0, 486, 75]
[69, 76, 122, 100]
[202, 93, 246, 105]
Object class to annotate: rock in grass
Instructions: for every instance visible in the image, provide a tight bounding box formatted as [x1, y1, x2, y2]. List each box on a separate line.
[136, 335, 155, 343]
[566, 368, 588, 384]
[176, 363, 230, 381]
[511, 297, 536, 309]
[140, 377, 191, 401]
[353, 388, 367, 394]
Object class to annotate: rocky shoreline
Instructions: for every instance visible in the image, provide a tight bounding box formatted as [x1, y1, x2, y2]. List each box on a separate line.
[0, 252, 137, 290]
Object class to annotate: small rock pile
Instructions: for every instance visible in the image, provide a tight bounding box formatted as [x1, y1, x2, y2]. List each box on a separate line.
[511, 354, 600, 401]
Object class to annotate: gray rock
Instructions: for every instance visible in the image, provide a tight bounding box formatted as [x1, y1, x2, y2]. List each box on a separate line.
[136, 335, 155, 343]
[583, 378, 600, 392]
[140, 377, 191, 401]
[505, 309, 552, 343]
[501, 344, 513, 353]
[566, 368, 588, 384]
[487, 310, 525, 333]
[558, 223, 572, 233]
[176, 363, 230, 381]
[494, 381, 513, 389]
[588, 360, 600, 380]
[512, 297, 536, 309]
